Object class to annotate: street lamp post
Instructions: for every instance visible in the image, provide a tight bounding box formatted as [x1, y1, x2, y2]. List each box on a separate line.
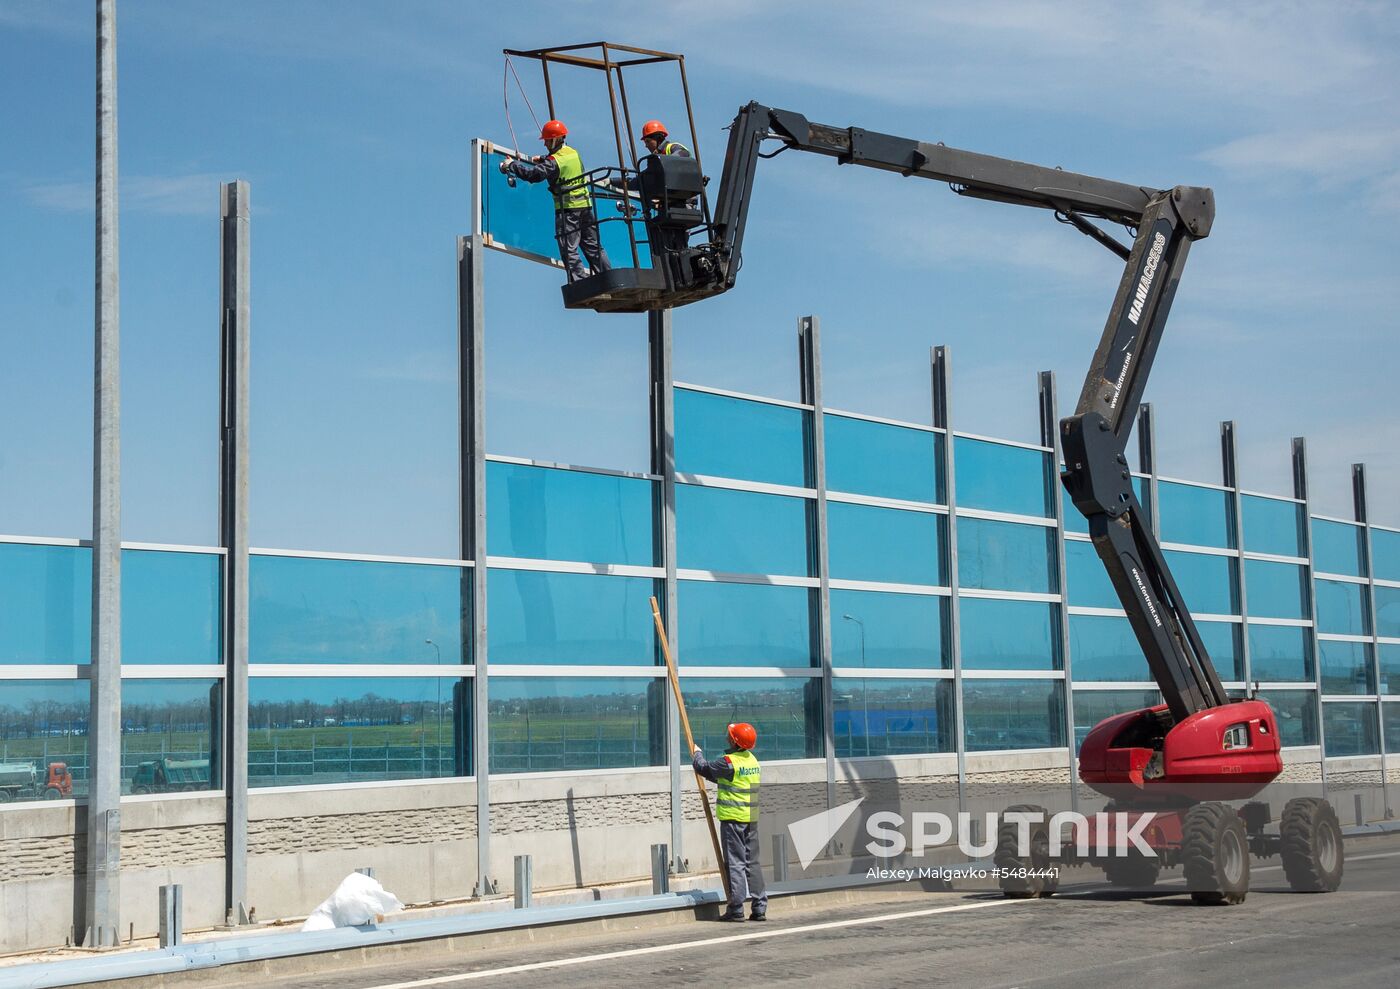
[425, 639, 441, 663]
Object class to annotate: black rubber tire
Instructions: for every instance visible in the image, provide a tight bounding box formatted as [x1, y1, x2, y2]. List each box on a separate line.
[0, 789, 14, 803]
[1103, 852, 1161, 889]
[1182, 802, 1250, 905]
[42, 786, 64, 801]
[995, 803, 1059, 899]
[1280, 797, 1344, 893]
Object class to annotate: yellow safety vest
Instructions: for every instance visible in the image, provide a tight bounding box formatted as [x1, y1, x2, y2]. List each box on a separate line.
[549, 145, 592, 211]
[716, 749, 760, 823]
[662, 141, 689, 156]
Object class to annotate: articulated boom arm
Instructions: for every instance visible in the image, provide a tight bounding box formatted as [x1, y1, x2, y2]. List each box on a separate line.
[715, 104, 1224, 725]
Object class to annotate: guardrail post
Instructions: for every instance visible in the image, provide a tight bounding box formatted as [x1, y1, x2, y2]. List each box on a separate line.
[158, 885, 183, 948]
[514, 855, 533, 909]
[1355, 792, 1365, 826]
[650, 844, 670, 894]
[771, 833, 790, 882]
[356, 867, 376, 880]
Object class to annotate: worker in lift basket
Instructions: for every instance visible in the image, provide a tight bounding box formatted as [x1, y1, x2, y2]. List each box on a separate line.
[499, 119, 612, 283]
[639, 120, 691, 158]
[692, 722, 767, 921]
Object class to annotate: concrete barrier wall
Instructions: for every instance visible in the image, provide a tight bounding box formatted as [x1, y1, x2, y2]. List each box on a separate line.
[1, 748, 1395, 953]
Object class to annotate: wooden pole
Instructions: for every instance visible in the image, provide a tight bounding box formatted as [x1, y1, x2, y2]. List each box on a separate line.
[650, 596, 731, 902]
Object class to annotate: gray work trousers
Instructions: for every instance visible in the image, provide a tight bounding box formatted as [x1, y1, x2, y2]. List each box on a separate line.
[721, 819, 767, 916]
[554, 207, 611, 282]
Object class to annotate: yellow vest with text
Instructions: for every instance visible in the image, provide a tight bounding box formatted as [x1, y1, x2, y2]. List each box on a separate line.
[716, 749, 760, 823]
[549, 145, 592, 211]
[661, 141, 689, 156]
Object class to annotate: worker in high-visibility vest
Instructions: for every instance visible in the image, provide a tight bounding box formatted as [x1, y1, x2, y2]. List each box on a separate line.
[499, 119, 612, 282]
[639, 120, 691, 158]
[692, 722, 767, 921]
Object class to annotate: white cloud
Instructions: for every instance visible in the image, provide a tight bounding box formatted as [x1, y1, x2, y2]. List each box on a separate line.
[25, 173, 228, 217]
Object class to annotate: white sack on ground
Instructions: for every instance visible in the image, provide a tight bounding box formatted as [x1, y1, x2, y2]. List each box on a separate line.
[300, 872, 405, 931]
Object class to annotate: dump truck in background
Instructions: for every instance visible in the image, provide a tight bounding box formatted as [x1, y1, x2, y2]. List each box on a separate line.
[0, 761, 75, 801]
[130, 757, 210, 794]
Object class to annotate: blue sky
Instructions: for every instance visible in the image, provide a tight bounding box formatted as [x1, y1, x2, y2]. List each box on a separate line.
[2, 1, 1398, 556]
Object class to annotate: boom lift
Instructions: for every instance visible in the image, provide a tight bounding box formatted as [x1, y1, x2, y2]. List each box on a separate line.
[502, 44, 1344, 904]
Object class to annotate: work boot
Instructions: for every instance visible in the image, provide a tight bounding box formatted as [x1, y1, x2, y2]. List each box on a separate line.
[749, 912, 767, 922]
[718, 909, 746, 922]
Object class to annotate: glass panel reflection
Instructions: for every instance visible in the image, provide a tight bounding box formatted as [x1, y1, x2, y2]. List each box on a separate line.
[1072, 689, 1158, 749]
[1314, 579, 1368, 636]
[249, 677, 466, 786]
[675, 389, 807, 487]
[1158, 481, 1234, 549]
[1384, 702, 1400, 750]
[830, 590, 947, 670]
[0, 680, 89, 800]
[1372, 528, 1400, 582]
[680, 676, 822, 760]
[1258, 690, 1318, 747]
[828, 503, 944, 586]
[832, 679, 953, 757]
[954, 438, 1051, 518]
[250, 556, 466, 663]
[489, 570, 656, 665]
[1163, 550, 1238, 616]
[1319, 639, 1373, 694]
[122, 679, 220, 794]
[959, 598, 1060, 671]
[125, 551, 222, 665]
[1241, 495, 1305, 558]
[677, 485, 811, 577]
[679, 581, 814, 667]
[1311, 519, 1365, 577]
[824, 415, 940, 503]
[1197, 621, 1244, 682]
[1065, 539, 1120, 609]
[1373, 585, 1400, 639]
[1323, 701, 1380, 756]
[1248, 624, 1313, 682]
[1244, 560, 1310, 620]
[1380, 645, 1400, 696]
[488, 676, 661, 773]
[957, 518, 1056, 594]
[963, 679, 1066, 751]
[1068, 615, 1152, 682]
[488, 462, 655, 565]
[0, 543, 89, 664]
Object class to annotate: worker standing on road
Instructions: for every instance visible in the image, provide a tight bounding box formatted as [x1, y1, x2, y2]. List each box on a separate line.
[640, 120, 691, 158]
[692, 722, 767, 922]
[499, 119, 612, 282]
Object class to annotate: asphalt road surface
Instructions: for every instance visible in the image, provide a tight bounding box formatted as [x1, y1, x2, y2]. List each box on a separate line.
[238, 833, 1400, 989]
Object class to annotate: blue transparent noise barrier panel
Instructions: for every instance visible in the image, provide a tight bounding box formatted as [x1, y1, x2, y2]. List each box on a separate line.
[251, 555, 466, 664]
[482, 146, 650, 269]
[489, 462, 655, 567]
[825, 415, 941, 504]
[676, 389, 807, 488]
[833, 679, 953, 757]
[490, 570, 657, 665]
[679, 581, 815, 667]
[0, 544, 221, 665]
[249, 676, 468, 787]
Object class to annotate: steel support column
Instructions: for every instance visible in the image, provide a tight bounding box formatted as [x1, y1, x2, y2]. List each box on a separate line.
[799, 317, 836, 810]
[1221, 422, 1251, 691]
[1040, 371, 1077, 810]
[648, 308, 684, 871]
[932, 347, 966, 811]
[1354, 464, 1392, 816]
[1293, 438, 1328, 794]
[462, 141, 494, 897]
[85, 0, 122, 948]
[218, 180, 251, 925]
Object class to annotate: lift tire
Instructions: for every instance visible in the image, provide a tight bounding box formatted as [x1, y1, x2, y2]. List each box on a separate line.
[1102, 852, 1161, 889]
[1182, 802, 1249, 905]
[995, 803, 1059, 899]
[1280, 797, 1344, 893]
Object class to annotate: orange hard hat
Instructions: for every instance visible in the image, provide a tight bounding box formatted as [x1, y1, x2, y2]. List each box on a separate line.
[727, 722, 757, 750]
[540, 119, 567, 141]
[641, 119, 668, 140]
